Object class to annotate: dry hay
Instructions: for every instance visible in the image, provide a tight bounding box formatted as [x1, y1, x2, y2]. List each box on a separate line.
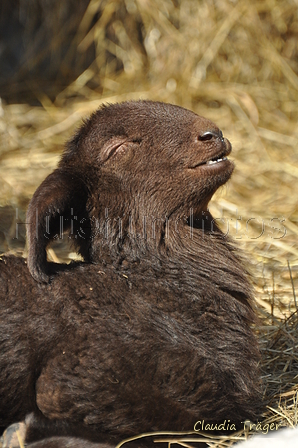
[0, 0, 298, 446]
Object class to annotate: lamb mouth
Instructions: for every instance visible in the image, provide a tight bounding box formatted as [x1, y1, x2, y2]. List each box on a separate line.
[191, 152, 230, 169]
[205, 156, 228, 166]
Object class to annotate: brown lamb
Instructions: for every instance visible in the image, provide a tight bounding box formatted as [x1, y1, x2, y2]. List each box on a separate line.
[0, 101, 262, 448]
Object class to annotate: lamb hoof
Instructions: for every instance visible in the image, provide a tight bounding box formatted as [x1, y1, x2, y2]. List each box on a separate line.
[1, 422, 26, 448]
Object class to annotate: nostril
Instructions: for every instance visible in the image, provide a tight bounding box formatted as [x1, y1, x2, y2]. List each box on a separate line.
[198, 130, 225, 142]
[198, 132, 214, 142]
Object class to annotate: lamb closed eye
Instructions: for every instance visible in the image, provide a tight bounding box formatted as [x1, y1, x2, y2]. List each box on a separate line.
[101, 138, 130, 162]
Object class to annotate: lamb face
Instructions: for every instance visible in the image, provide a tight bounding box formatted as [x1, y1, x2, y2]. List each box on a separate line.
[66, 101, 233, 219]
[26, 101, 233, 282]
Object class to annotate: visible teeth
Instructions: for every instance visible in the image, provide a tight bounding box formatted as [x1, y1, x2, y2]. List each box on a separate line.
[207, 157, 227, 165]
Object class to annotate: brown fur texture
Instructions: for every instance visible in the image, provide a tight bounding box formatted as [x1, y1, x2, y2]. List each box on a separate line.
[0, 101, 261, 447]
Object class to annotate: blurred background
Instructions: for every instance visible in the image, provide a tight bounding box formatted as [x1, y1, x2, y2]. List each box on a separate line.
[0, 0, 298, 439]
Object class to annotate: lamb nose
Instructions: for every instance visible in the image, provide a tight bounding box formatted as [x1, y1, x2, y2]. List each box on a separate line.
[198, 130, 224, 142]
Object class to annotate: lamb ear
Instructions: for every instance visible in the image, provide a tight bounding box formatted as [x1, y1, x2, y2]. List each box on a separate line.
[26, 169, 90, 283]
